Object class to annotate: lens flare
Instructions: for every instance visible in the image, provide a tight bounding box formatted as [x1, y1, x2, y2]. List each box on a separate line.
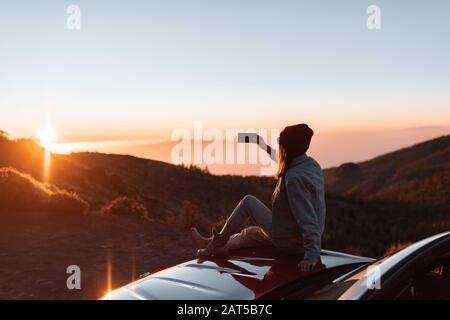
[37, 126, 56, 182]
[38, 126, 57, 149]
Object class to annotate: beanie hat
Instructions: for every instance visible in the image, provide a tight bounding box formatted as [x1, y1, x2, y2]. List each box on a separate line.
[279, 123, 313, 157]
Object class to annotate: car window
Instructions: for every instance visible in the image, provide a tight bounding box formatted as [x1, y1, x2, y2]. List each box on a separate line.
[377, 249, 450, 300]
[410, 250, 450, 300]
[305, 263, 376, 300]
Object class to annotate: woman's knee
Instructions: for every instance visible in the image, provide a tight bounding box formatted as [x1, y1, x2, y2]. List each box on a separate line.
[241, 194, 258, 208]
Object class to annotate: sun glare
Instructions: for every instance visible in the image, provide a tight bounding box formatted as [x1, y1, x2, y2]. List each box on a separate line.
[37, 126, 56, 182]
[38, 126, 57, 149]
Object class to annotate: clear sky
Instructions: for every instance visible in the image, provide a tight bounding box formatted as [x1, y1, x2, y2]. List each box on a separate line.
[1, 0, 449, 143]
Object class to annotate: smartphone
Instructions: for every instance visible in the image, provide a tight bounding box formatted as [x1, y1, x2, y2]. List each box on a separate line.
[237, 132, 259, 144]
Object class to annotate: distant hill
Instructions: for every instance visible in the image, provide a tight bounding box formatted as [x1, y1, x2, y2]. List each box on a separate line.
[324, 135, 450, 210]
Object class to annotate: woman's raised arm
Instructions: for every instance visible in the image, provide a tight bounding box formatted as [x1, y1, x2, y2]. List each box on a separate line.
[257, 135, 278, 163]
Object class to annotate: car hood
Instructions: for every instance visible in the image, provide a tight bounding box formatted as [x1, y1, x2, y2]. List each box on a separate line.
[103, 247, 373, 300]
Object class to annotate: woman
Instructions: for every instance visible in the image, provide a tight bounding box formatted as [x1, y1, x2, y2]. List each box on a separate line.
[191, 124, 326, 272]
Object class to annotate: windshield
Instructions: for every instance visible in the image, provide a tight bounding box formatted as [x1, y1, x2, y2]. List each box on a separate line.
[304, 259, 385, 300]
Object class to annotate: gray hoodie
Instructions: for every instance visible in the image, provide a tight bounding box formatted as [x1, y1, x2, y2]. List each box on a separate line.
[270, 154, 326, 262]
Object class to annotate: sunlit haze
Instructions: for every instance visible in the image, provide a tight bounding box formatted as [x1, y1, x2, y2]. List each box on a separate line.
[1, 1, 449, 173]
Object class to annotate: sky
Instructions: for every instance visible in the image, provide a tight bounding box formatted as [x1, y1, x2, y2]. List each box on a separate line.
[0, 0, 449, 172]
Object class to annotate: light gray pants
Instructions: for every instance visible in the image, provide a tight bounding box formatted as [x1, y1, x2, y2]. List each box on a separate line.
[223, 195, 304, 254]
[222, 195, 273, 250]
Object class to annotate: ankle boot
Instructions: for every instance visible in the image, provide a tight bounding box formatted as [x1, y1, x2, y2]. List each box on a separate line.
[197, 230, 230, 258]
[190, 227, 211, 249]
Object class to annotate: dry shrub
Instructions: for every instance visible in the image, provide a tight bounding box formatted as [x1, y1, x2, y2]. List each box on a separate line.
[344, 246, 365, 257]
[162, 202, 211, 233]
[101, 197, 150, 220]
[0, 167, 89, 214]
[164, 210, 183, 229]
[432, 220, 450, 230]
[48, 191, 89, 215]
[384, 242, 413, 256]
[181, 200, 211, 234]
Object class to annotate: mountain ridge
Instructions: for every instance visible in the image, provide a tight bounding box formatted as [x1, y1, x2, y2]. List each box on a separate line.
[324, 135, 449, 210]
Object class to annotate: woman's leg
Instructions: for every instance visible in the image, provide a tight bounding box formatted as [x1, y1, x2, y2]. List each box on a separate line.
[194, 195, 272, 256]
[226, 226, 272, 250]
[220, 194, 272, 238]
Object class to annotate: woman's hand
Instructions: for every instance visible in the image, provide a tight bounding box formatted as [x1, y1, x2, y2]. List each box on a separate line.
[298, 259, 317, 273]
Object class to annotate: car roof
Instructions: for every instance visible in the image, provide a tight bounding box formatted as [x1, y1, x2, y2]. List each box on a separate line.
[103, 246, 373, 300]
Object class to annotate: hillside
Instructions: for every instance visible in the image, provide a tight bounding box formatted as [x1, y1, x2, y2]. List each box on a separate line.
[0, 133, 274, 233]
[324, 135, 450, 209]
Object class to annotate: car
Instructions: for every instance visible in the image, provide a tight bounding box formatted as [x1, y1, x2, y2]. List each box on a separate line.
[102, 232, 450, 300]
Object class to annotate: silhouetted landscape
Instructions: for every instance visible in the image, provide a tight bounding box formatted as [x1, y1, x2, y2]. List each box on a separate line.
[0, 130, 449, 299]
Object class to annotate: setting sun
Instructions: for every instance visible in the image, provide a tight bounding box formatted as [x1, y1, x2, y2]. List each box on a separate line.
[38, 126, 57, 149]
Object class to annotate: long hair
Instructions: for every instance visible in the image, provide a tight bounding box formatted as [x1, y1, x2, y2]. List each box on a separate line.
[275, 123, 313, 180]
[275, 144, 294, 180]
